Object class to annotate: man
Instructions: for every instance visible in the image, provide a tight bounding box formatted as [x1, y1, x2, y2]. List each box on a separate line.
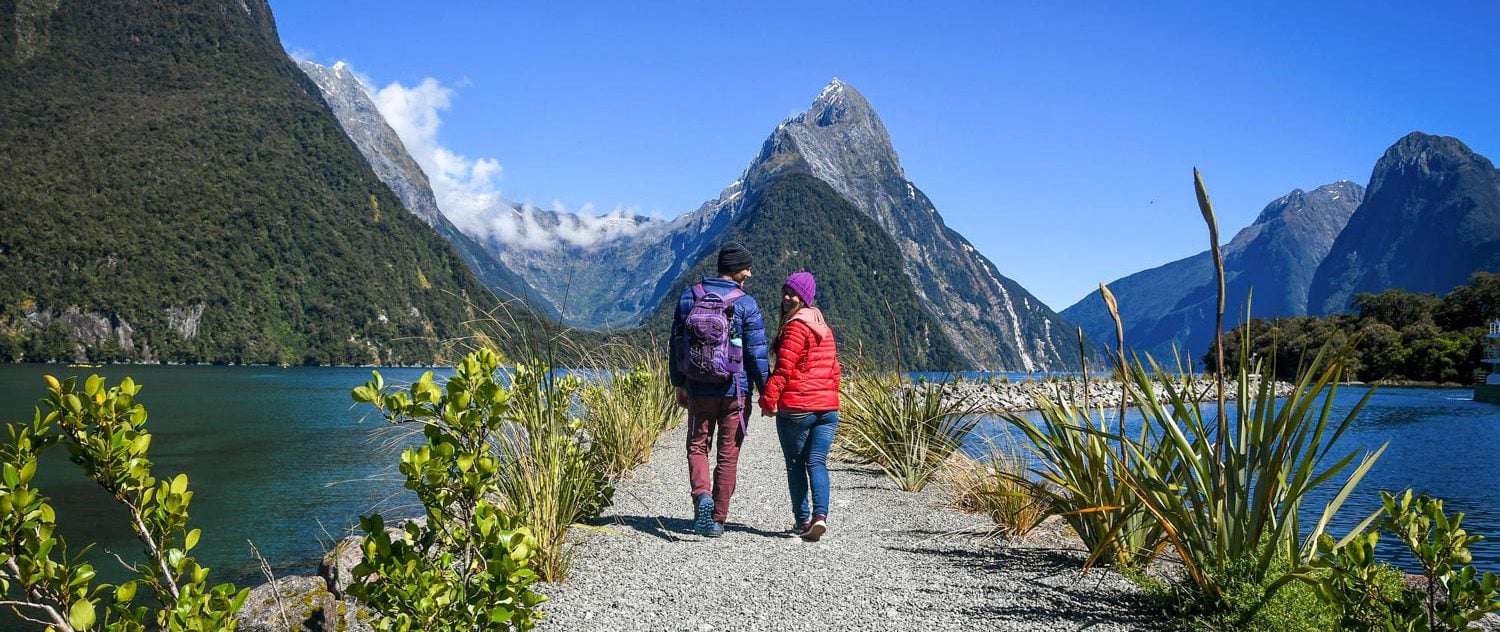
[670, 242, 770, 538]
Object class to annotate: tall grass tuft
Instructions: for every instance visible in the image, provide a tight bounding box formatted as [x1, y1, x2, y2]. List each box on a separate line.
[839, 370, 984, 492]
[491, 361, 614, 583]
[939, 434, 1048, 538]
[579, 344, 681, 480]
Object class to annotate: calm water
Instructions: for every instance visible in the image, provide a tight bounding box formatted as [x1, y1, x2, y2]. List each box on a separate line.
[1, 364, 1496, 595]
[972, 384, 1500, 569]
[0, 364, 440, 590]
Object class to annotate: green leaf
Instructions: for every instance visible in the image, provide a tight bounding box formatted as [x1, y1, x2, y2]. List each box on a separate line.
[115, 580, 138, 603]
[69, 598, 95, 630]
[185, 528, 201, 551]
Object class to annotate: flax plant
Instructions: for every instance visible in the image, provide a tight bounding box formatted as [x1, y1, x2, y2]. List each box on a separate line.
[1101, 169, 1387, 600]
[1004, 389, 1172, 568]
[839, 370, 983, 492]
[1002, 289, 1170, 569]
[1112, 346, 1385, 599]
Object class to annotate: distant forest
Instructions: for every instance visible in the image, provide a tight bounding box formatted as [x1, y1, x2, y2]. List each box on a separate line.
[1209, 273, 1500, 384]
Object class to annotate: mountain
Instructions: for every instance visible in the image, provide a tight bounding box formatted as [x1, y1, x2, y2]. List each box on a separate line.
[1062, 181, 1363, 363]
[0, 0, 491, 364]
[1309, 132, 1500, 314]
[297, 60, 555, 317]
[495, 79, 1085, 370]
[713, 79, 1083, 371]
[475, 204, 692, 328]
[643, 173, 966, 369]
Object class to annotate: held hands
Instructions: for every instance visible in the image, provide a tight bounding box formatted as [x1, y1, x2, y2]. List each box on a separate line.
[758, 397, 776, 417]
[675, 386, 688, 408]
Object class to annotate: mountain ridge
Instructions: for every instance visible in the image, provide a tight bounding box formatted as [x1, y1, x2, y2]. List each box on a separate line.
[1062, 180, 1363, 362]
[1309, 132, 1500, 314]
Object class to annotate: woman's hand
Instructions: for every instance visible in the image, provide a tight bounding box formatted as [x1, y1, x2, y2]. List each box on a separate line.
[759, 398, 776, 417]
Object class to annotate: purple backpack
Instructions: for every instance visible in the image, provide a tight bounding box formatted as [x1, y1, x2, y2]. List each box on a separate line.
[678, 284, 746, 383]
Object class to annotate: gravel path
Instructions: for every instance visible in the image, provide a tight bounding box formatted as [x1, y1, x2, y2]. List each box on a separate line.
[537, 410, 1160, 631]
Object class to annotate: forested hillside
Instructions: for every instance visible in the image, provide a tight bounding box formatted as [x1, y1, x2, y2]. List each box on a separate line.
[1214, 273, 1500, 384]
[0, 0, 491, 364]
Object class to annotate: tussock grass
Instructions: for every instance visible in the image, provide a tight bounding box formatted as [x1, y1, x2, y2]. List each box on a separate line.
[435, 299, 675, 582]
[838, 370, 983, 492]
[579, 344, 681, 480]
[938, 434, 1047, 538]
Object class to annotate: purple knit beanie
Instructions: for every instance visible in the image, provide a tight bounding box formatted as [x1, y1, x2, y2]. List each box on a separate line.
[784, 271, 816, 307]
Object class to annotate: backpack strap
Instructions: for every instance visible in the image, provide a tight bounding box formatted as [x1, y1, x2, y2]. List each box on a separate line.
[723, 288, 745, 303]
[691, 284, 706, 300]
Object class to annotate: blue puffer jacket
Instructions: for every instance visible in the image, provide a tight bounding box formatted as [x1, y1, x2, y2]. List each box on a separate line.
[669, 277, 771, 399]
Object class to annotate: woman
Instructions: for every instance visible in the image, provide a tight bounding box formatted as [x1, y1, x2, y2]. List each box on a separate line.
[759, 271, 841, 541]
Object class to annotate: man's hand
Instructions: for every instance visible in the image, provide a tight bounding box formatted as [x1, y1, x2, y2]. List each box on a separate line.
[675, 386, 688, 408]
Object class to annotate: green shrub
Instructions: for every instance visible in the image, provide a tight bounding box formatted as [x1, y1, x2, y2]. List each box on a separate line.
[1150, 545, 1387, 631]
[1303, 490, 1500, 631]
[0, 374, 248, 631]
[838, 371, 983, 492]
[350, 351, 548, 629]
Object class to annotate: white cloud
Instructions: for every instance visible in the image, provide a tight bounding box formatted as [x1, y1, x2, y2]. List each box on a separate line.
[357, 69, 651, 250]
[287, 47, 316, 63]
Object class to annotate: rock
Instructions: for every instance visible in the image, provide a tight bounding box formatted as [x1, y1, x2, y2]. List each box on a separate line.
[238, 575, 328, 632]
[320, 518, 423, 597]
[319, 536, 365, 598]
[238, 575, 377, 632]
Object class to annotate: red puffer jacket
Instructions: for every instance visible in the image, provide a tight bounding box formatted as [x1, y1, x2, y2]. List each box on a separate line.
[761, 307, 840, 413]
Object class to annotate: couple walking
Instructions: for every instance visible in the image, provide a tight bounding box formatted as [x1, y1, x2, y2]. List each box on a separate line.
[669, 242, 841, 541]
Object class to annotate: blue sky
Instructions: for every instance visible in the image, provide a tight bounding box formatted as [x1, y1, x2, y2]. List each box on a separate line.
[272, 1, 1500, 310]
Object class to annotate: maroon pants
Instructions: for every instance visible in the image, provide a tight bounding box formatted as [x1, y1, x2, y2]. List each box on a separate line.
[687, 396, 744, 523]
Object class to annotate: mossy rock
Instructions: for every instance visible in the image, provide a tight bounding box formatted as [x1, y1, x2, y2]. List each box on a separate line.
[238, 575, 376, 632]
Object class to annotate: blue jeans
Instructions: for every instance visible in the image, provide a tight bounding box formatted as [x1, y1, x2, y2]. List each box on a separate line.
[775, 410, 839, 523]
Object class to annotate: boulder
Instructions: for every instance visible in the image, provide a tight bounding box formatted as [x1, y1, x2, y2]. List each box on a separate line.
[320, 517, 426, 597]
[238, 575, 376, 632]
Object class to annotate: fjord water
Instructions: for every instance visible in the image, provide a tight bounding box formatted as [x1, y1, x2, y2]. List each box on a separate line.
[3, 364, 1498, 595]
[0, 364, 438, 589]
[974, 384, 1500, 569]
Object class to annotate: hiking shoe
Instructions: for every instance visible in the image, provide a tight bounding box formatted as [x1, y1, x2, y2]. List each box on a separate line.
[786, 520, 811, 537]
[802, 515, 827, 542]
[693, 495, 719, 537]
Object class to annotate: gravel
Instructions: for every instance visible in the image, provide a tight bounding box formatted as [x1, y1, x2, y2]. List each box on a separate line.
[537, 410, 1160, 631]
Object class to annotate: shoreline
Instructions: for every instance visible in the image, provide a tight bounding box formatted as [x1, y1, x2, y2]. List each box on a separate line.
[910, 377, 1299, 414]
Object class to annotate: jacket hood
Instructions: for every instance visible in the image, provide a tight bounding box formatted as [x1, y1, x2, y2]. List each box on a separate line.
[790, 307, 832, 340]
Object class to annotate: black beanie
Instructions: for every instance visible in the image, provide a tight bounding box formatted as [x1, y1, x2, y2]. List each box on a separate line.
[717, 242, 752, 274]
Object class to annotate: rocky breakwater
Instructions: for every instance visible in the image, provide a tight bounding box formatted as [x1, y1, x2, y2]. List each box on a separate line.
[909, 377, 1297, 413]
